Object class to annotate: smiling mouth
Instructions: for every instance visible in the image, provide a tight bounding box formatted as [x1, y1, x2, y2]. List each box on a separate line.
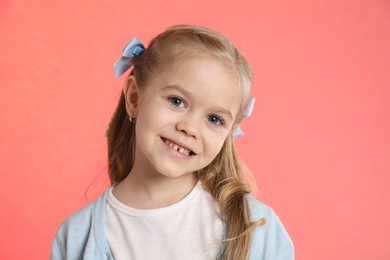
[162, 138, 196, 156]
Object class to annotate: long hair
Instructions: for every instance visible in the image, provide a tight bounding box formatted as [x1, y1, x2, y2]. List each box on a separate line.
[106, 25, 264, 259]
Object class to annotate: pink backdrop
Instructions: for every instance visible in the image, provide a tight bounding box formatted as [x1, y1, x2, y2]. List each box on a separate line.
[1, 0, 389, 259]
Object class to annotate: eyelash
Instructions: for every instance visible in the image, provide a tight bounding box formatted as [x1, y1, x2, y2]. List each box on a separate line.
[167, 96, 225, 126]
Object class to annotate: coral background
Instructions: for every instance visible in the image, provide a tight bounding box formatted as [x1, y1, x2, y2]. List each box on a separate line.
[0, 0, 389, 259]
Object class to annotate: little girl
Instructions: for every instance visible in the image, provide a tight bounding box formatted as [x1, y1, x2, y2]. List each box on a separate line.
[51, 25, 294, 260]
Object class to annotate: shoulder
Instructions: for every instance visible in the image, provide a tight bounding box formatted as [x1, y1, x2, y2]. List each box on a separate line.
[51, 188, 112, 260]
[56, 201, 95, 236]
[246, 194, 273, 220]
[56, 190, 107, 237]
[245, 195, 295, 260]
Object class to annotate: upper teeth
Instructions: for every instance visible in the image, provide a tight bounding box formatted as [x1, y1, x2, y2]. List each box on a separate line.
[164, 139, 192, 156]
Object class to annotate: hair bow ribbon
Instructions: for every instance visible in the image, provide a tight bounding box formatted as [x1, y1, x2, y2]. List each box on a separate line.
[233, 98, 255, 138]
[114, 37, 145, 78]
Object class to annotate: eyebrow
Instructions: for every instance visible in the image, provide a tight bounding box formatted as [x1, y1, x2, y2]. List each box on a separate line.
[162, 85, 193, 98]
[162, 85, 234, 120]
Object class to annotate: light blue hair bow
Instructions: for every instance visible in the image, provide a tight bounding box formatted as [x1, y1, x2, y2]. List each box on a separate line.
[233, 98, 255, 138]
[114, 37, 145, 78]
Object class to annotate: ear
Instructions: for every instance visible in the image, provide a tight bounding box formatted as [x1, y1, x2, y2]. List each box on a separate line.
[123, 76, 140, 118]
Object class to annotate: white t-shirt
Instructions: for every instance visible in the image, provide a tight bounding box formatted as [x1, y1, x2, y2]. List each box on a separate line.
[105, 181, 224, 260]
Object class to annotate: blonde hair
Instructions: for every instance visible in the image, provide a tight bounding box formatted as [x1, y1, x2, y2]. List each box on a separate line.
[106, 24, 264, 259]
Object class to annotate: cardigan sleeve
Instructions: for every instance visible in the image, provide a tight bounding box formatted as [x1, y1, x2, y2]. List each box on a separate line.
[265, 210, 294, 260]
[50, 234, 65, 260]
[247, 195, 294, 260]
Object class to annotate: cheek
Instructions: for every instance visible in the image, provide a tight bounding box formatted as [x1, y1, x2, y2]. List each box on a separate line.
[204, 133, 228, 158]
[137, 103, 170, 130]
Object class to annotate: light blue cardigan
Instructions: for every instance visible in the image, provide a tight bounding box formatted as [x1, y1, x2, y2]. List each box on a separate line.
[51, 188, 294, 259]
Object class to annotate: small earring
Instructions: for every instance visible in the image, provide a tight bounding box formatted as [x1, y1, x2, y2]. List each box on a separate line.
[129, 114, 135, 123]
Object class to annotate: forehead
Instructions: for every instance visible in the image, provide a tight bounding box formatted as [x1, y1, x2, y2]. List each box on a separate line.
[148, 56, 239, 92]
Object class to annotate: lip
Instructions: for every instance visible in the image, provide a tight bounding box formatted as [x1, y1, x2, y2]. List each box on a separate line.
[160, 137, 196, 158]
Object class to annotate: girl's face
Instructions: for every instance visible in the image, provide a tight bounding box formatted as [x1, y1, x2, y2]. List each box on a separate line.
[127, 57, 241, 181]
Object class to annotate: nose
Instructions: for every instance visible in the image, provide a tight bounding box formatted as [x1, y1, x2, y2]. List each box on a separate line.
[176, 117, 201, 139]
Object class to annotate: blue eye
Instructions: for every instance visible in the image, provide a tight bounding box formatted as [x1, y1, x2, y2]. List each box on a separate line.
[168, 97, 186, 108]
[207, 115, 224, 125]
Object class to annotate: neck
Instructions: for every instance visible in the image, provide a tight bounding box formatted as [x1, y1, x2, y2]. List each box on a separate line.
[113, 166, 197, 209]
